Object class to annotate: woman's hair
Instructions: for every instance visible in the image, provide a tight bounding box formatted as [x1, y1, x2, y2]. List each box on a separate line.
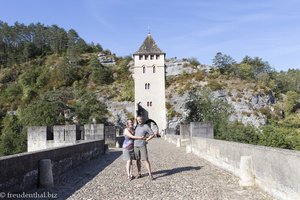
[126, 119, 133, 127]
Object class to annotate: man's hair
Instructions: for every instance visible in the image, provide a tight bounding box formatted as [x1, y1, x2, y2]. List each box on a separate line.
[137, 115, 143, 119]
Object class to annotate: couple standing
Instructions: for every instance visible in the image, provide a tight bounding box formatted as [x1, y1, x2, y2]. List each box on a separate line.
[122, 116, 155, 181]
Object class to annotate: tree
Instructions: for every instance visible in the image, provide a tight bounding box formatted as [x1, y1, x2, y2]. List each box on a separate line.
[241, 56, 272, 79]
[283, 91, 300, 115]
[67, 29, 81, 63]
[259, 126, 293, 149]
[74, 92, 107, 124]
[188, 57, 200, 67]
[235, 63, 254, 80]
[212, 52, 236, 74]
[217, 121, 260, 144]
[185, 88, 232, 136]
[120, 79, 134, 101]
[19, 100, 66, 126]
[115, 56, 132, 81]
[88, 56, 113, 85]
[0, 115, 26, 156]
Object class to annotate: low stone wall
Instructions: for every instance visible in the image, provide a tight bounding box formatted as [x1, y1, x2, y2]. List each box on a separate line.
[0, 140, 105, 192]
[115, 136, 125, 148]
[104, 126, 116, 146]
[164, 134, 179, 146]
[188, 137, 300, 200]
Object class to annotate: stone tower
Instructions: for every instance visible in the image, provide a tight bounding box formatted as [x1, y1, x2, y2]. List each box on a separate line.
[133, 33, 167, 131]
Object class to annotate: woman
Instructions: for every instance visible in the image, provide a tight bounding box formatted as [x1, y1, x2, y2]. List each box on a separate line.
[123, 119, 144, 180]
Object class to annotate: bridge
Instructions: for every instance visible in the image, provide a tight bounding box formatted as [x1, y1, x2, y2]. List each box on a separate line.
[32, 139, 271, 199]
[0, 122, 299, 200]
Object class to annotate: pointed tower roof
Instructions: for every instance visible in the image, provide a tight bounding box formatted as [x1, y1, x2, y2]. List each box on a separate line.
[134, 33, 165, 55]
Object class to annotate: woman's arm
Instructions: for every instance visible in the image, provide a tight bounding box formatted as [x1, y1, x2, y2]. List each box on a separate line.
[124, 129, 144, 140]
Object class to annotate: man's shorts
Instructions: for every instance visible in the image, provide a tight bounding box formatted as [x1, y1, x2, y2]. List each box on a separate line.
[134, 145, 148, 161]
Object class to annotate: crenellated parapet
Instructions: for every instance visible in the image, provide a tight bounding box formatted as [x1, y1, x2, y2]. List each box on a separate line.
[27, 124, 105, 152]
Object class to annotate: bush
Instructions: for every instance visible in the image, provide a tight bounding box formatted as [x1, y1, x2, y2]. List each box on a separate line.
[194, 71, 205, 81]
[185, 88, 232, 135]
[207, 80, 222, 91]
[216, 121, 260, 144]
[0, 115, 26, 156]
[19, 100, 66, 126]
[259, 126, 293, 149]
[74, 92, 107, 124]
[188, 57, 200, 67]
[120, 79, 134, 101]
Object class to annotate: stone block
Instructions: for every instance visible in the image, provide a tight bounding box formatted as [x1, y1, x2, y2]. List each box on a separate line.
[53, 125, 81, 146]
[190, 122, 213, 138]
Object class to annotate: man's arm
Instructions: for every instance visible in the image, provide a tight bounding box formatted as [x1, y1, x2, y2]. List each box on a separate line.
[145, 133, 155, 142]
[145, 125, 156, 142]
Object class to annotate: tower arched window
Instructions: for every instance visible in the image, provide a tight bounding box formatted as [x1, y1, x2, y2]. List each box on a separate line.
[142, 66, 145, 73]
[153, 66, 156, 73]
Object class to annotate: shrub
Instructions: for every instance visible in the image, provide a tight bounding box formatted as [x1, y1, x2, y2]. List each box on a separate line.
[216, 121, 260, 144]
[207, 80, 222, 91]
[259, 126, 293, 149]
[0, 115, 26, 156]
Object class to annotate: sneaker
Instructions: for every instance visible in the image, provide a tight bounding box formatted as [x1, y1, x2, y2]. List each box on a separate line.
[149, 175, 154, 180]
[136, 174, 142, 179]
[127, 176, 133, 181]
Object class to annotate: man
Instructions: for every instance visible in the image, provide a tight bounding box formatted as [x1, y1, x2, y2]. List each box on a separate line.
[134, 115, 155, 180]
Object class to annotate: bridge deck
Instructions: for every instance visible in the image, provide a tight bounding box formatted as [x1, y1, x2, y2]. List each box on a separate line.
[34, 138, 273, 200]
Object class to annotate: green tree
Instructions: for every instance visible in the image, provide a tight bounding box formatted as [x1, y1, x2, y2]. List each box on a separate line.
[240, 56, 272, 79]
[67, 29, 82, 63]
[74, 92, 107, 124]
[212, 52, 236, 74]
[88, 56, 113, 85]
[188, 57, 200, 67]
[19, 100, 66, 126]
[120, 79, 134, 101]
[259, 126, 293, 149]
[115, 56, 132, 81]
[185, 88, 232, 136]
[217, 121, 260, 144]
[0, 115, 26, 156]
[283, 91, 300, 115]
[235, 63, 254, 80]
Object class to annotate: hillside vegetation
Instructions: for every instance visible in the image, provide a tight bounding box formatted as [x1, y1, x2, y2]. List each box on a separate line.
[0, 21, 299, 156]
[165, 54, 300, 150]
[0, 21, 133, 155]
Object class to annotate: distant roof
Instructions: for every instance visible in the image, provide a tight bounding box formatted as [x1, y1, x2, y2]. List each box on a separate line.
[134, 34, 165, 55]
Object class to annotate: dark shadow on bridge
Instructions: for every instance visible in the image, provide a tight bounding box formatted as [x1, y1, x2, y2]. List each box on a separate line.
[27, 149, 122, 200]
[152, 166, 203, 179]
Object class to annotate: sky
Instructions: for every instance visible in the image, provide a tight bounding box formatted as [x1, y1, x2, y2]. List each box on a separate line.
[1, 0, 300, 71]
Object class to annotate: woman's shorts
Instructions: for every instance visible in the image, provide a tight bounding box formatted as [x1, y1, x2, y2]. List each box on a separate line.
[123, 148, 136, 161]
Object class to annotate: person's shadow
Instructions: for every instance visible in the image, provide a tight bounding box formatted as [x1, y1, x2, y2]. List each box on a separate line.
[152, 166, 202, 179]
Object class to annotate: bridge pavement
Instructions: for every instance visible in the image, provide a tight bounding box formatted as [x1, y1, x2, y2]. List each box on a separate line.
[33, 138, 274, 200]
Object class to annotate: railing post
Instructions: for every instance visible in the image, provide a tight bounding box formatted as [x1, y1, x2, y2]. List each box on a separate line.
[39, 159, 54, 188]
[239, 156, 255, 187]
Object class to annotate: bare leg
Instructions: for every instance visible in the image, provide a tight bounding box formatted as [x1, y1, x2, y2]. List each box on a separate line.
[136, 159, 141, 177]
[143, 160, 152, 176]
[126, 160, 132, 177]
